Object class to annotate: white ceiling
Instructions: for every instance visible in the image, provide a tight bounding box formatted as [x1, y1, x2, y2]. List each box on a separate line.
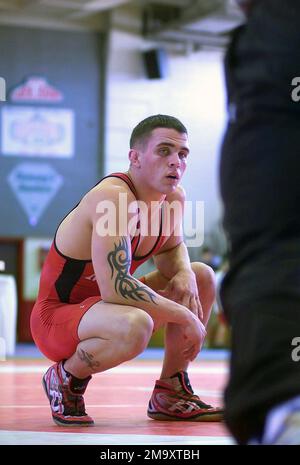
[0, 0, 132, 29]
[0, 0, 244, 48]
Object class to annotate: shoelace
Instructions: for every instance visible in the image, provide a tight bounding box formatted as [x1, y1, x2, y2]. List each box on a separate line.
[168, 388, 213, 409]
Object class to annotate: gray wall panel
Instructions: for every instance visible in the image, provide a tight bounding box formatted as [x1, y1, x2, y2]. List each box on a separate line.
[0, 25, 105, 236]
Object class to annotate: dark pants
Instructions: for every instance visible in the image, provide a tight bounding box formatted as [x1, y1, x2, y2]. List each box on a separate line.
[220, 0, 300, 444]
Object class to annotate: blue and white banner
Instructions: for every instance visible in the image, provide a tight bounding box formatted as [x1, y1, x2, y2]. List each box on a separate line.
[1, 106, 74, 158]
[8, 162, 63, 226]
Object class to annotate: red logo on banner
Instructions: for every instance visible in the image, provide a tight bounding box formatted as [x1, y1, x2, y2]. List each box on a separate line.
[10, 77, 63, 103]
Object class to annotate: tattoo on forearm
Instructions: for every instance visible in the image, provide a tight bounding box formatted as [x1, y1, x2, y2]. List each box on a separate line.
[107, 237, 157, 304]
[78, 349, 100, 369]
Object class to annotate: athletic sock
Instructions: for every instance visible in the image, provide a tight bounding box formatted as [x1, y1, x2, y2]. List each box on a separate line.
[62, 361, 91, 392]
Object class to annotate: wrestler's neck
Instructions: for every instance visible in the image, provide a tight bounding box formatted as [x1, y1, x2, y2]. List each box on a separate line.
[126, 169, 166, 205]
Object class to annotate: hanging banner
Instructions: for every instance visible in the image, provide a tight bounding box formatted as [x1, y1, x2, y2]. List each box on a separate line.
[10, 76, 63, 103]
[1, 106, 74, 158]
[8, 162, 63, 226]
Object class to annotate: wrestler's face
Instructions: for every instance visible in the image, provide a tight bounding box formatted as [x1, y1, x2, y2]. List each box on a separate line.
[137, 127, 189, 194]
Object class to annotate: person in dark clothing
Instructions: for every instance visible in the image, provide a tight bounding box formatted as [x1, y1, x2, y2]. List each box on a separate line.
[219, 0, 300, 444]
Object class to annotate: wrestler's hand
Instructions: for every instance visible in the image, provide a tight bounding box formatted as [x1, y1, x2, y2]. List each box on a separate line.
[181, 313, 206, 361]
[157, 269, 203, 320]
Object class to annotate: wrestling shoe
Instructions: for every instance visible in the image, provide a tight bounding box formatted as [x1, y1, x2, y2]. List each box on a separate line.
[147, 371, 223, 421]
[42, 361, 94, 427]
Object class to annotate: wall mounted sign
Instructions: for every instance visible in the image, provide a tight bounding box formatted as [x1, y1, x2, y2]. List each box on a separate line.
[8, 162, 63, 226]
[1, 106, 74, 158]
[10, 76, 63, 103]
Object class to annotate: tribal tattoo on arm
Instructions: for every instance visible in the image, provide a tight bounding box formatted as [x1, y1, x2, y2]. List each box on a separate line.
[107, 237, 157, 304]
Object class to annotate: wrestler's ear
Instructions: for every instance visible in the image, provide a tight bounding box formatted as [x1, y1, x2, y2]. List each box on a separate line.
[129, 149, 141, 168]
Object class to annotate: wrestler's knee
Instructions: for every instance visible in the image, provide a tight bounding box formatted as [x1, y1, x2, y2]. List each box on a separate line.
[191, 262, 216, 297]
[121, 309, 154, 359]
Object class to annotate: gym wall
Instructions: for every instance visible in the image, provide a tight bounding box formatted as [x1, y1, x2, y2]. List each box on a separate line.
[0, 25, 105, 237]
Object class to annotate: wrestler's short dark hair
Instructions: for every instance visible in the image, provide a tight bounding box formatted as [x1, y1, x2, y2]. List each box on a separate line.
[129, 114, 188, 149]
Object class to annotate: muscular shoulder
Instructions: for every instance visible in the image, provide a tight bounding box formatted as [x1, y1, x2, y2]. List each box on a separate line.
[81, 177, 137, 232]
[84, 177, 136, 211]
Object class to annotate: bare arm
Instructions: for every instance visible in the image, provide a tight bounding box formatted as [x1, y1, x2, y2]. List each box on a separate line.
[88, 183, 205, 361]
[154, 241, 192, 280]
[153, 186, 203, 319]
[153, 184, 191, 278]
[89, 185, 193, 327]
